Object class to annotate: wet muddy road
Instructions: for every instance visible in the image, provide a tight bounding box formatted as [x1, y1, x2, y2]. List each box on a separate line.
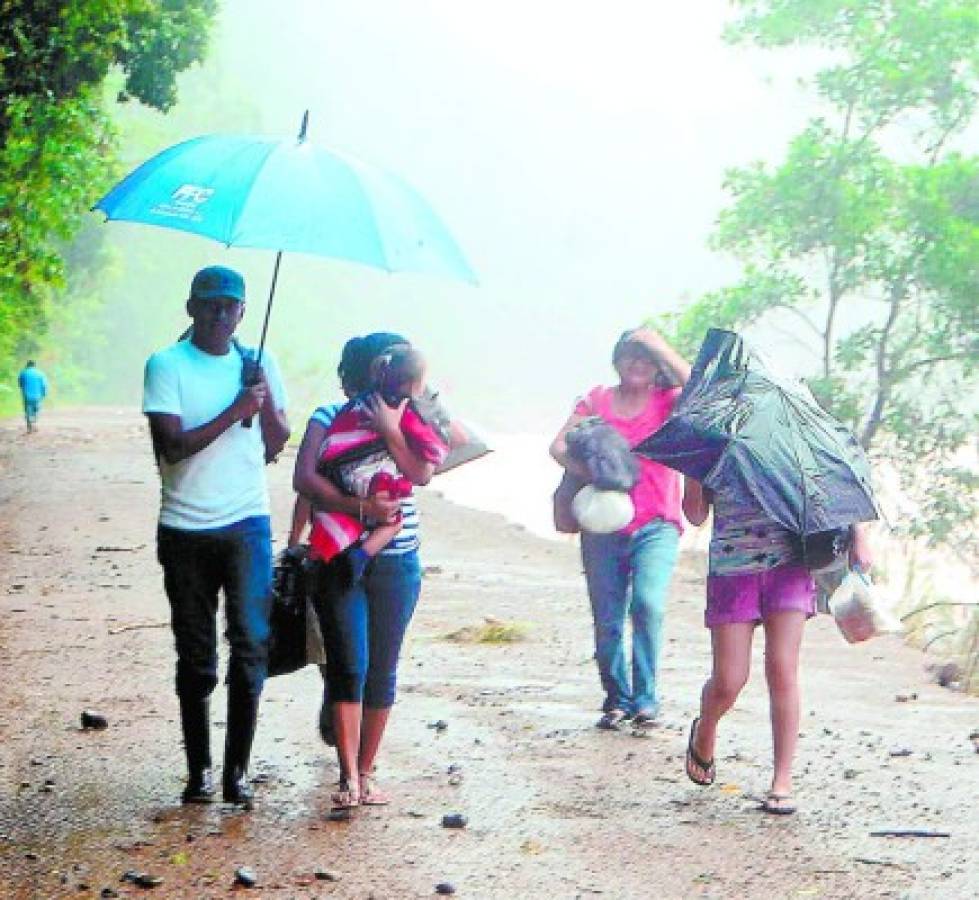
[0, 410, 976, 898]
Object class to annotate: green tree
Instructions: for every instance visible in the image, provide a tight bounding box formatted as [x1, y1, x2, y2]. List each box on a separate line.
[662, 0, 979, 566]
[0, 0, 217, 393]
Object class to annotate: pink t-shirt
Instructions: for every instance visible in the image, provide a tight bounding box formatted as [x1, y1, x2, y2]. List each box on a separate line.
[574, 385, 683, 535]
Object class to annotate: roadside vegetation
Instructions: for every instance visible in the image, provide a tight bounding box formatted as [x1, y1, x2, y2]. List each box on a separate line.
[656, 1, 979, 691]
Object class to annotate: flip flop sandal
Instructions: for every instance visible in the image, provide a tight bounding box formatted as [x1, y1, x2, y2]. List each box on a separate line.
[760, 792, 797, 815]
[685, 717, 716, 786]
[632, 711, 660, 729]
[330, 778, 360, 810]
[359, 772, 390, 806]
[596, 709, 629, 731]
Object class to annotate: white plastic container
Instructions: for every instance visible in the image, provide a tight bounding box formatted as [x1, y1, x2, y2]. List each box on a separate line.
[829, 571, 903, 644]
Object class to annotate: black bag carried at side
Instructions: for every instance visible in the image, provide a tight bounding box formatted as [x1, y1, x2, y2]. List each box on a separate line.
[553, 470, 585, 534]
[267, 546, 312, 678]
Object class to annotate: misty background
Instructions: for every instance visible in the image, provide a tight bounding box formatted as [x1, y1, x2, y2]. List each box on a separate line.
[91, 0, 822, 433]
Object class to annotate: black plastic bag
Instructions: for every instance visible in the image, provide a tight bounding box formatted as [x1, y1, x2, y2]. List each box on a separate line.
[267, 546, 310, 678]
[637, 328, 879, 545]
[566, 417, 640, 492]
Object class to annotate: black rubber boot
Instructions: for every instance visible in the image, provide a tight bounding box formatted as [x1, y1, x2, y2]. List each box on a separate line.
[222, 690, 259, 807]
[179, 696, 215, 804]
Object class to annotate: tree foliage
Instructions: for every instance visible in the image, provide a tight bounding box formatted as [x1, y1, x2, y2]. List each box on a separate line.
[0, 0, 217, 392]
[661, 0, 979, 564]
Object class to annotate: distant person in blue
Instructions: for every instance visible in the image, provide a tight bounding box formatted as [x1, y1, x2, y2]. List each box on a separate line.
[18, 360, 48, 433]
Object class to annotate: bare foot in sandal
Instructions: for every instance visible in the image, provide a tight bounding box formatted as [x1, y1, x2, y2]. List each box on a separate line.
[359, 771, 389, 806]
[760, 791, 797, 815]
[331, 777, 360, 809]
[685, 716, 716, 786]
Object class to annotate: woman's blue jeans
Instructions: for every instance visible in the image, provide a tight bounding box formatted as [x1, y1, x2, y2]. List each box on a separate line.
[581, 519, 680, 715]
[312, 550, 422, 708]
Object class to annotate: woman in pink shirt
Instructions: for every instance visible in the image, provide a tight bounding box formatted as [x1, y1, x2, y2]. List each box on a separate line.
[551, 328, 690, 729]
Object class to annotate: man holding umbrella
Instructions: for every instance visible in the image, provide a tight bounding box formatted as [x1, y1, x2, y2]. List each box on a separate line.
[143, 265, 290, 807]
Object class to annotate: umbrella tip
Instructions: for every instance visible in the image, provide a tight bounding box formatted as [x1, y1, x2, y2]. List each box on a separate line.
[298, 110, 309, 142]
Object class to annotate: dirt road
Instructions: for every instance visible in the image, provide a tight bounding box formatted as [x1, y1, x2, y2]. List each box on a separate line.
[0, 410, 976, 899]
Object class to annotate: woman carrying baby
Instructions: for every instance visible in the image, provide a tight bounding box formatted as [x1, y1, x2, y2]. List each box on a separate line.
[294, 337, 447, 808]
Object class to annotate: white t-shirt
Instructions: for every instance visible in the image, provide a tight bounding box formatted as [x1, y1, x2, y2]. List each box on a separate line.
[143, 339, 288, 530]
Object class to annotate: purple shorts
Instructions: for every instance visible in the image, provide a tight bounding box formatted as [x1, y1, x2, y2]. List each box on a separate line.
[705, 564, 816, 628]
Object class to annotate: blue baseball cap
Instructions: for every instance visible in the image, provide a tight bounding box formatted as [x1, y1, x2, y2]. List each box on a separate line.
[190, 265, 245, 302]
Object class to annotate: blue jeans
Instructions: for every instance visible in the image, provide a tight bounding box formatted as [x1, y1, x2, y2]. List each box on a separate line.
[581, 520, 680, 715]
[157, 516, 273, 703]
[23, 398, 40, 427]
[312, 550, 422, 708]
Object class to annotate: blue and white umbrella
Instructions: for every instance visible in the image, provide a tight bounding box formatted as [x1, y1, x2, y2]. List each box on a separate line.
[94, 112, 475, 358]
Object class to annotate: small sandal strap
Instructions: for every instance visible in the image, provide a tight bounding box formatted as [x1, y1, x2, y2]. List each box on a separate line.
[688, 744, 714, 773]
[688, 718, 715, 771]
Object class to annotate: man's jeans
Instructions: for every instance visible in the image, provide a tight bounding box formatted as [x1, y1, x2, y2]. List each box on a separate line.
[581, 519, 680, 715]
[157, 516, 274, 704]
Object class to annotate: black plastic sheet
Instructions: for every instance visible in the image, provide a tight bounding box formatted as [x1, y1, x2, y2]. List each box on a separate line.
[636, 329, 879, 540]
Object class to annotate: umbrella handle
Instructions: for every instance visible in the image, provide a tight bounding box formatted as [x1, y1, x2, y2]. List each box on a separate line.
[242, 251, 283, 429]
[240, 357, 260, 428]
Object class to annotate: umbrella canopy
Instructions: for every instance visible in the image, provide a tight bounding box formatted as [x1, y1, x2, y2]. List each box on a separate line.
[636, 328, 880, 538]
[93, 112, 475, 358]
[95, 113, 474, 280]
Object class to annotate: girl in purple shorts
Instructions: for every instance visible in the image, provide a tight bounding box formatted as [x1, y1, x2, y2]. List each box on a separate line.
[682, 480, 872, 814]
